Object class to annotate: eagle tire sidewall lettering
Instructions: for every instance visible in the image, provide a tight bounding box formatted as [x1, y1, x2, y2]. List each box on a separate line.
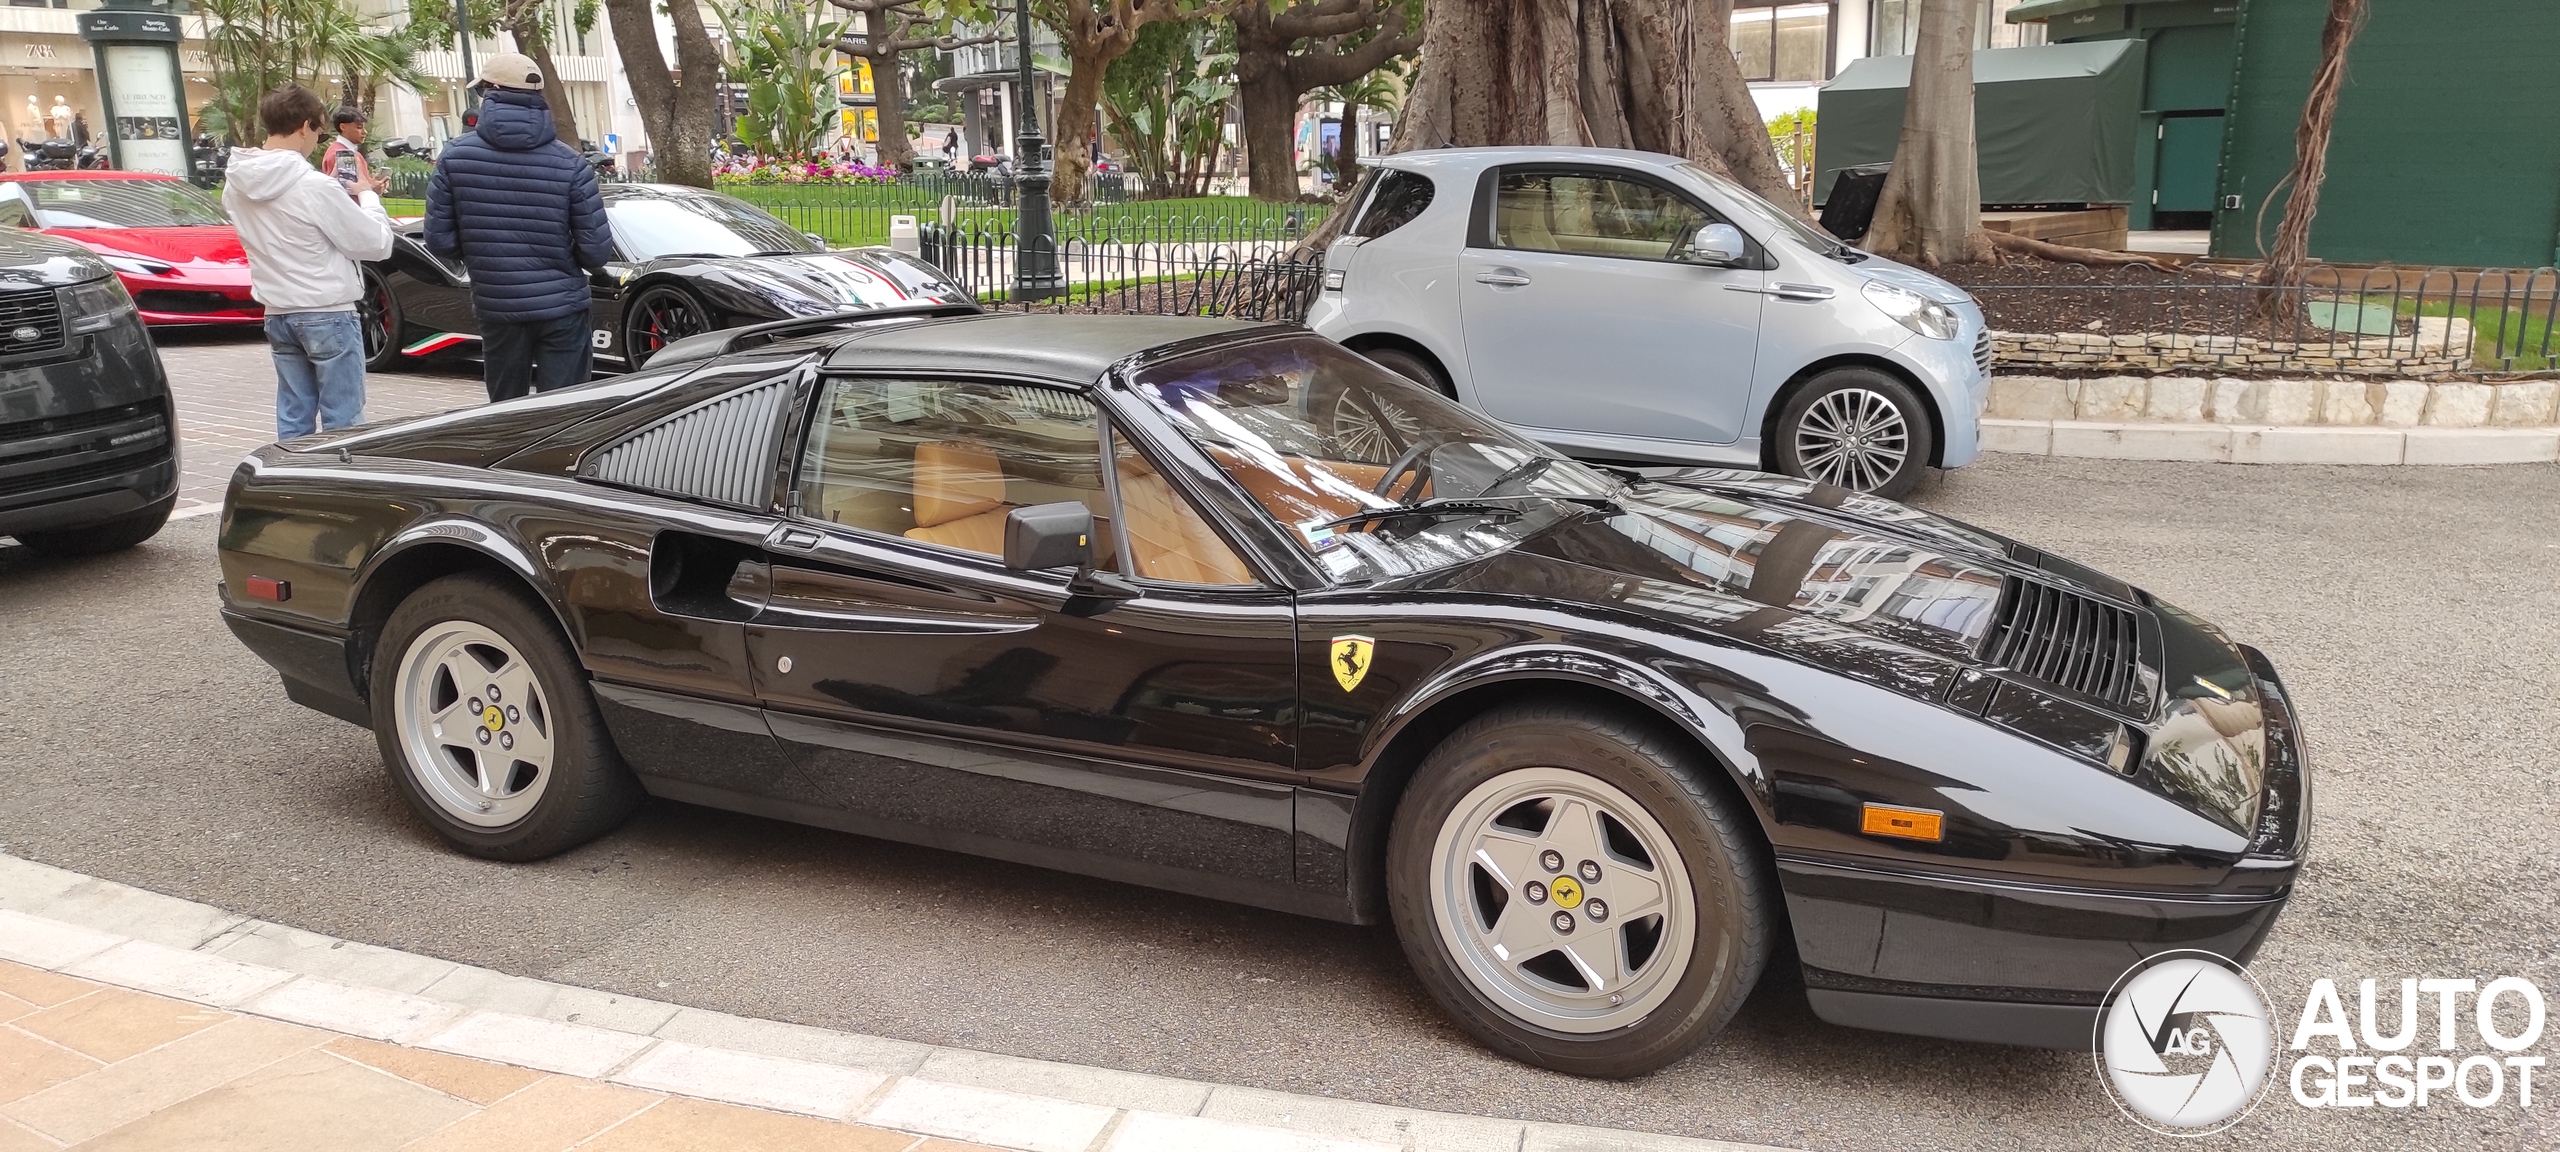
[2095, 950, 2279, 1136]
[368, 571, 643, 861]
[1383, 701, 1772, 1078]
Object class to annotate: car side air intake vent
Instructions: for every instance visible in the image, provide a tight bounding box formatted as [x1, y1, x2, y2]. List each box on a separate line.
[585, 380, 789, 509]
[1980, 576, 2141, 708]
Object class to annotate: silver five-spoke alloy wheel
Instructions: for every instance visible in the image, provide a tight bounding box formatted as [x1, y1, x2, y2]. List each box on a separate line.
[392, 621, 555, 828]
[1792, 386, 1910, 493]
[1428, 767, 1695, 1034]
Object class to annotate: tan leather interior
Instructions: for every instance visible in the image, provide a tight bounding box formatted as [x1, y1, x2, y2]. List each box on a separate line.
[1208, 446, 1423, 530]
[1115, 453, 1253, 585]
[904, 441, 1015, 554]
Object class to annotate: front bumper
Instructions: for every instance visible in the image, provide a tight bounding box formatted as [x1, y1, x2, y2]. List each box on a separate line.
[1791, 644, 2309, 1049]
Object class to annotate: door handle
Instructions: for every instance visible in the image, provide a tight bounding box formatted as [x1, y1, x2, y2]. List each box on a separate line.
[1724, 282, 1837, 302]
[1474, 272, 1532, 287]
[765, 524, 822, 553]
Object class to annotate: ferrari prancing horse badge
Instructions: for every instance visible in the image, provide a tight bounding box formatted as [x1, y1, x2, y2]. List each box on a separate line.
[1330, 634, 1376, 692]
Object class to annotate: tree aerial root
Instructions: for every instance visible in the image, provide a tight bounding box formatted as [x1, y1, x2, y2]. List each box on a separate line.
[1985, 230, 2170, 270]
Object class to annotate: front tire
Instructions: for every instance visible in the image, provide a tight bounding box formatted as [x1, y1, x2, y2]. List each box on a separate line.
[1386, 704, 1771, 1078]
[1771, 368, 1935, 499]
[622, 284, 712, 370]
[370, 573, 641, 860]
[14, 495, 173, 556]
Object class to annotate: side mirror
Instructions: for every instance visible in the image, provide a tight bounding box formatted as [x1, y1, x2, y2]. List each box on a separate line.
[1003, 502, 1141, 601]
[1002, 501, 1094, 571]
[804, 231, 830, 249]
[1689, 222, 1748, 266]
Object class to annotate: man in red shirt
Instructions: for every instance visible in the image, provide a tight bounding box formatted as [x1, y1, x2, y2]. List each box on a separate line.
[321, 107, 372, 198]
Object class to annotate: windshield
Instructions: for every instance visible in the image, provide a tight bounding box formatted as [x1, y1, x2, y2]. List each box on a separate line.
[607, 192, 821, 260]
[1133, 337, 1620, 582]
[1674, 162, 1855, 259]
[26, 179, 228, 228]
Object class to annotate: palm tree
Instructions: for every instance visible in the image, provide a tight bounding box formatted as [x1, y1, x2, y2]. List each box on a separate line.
[1317, 63, 1400, 189]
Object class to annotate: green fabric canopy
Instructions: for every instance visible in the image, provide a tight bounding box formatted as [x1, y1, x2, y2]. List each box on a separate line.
[1814, 39, 2143, 207]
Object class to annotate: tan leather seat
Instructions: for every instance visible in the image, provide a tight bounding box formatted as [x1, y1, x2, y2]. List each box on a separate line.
[1115, 455, 1253, 585]
[1207, 447, 1423, 529]
[904, 441, 1013, 556]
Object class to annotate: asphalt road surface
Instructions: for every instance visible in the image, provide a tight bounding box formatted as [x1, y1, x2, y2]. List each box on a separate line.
[4, 453, 2555, 1152]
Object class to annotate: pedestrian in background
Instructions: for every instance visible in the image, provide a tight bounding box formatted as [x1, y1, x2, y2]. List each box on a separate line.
[322, 107, 371, 198]
[425, 52, 610, 402]
[222, 84, 394, 441]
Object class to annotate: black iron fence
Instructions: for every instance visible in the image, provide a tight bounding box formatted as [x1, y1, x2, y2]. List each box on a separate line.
[1957, 263, 2560, 377]
[917, 223, 1323, 323]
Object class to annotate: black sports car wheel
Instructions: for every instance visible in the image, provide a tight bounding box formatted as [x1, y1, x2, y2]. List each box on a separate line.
[359, 269, 402, 372]
[1771, 368, 1935, 499]
[623, 285, 712, 369]
[370, 573, 642, 861]
[1387, 703, 1770, 1078]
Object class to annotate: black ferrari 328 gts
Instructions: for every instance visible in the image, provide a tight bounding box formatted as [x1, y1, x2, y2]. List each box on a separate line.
[219, 309, 2308, 1077]
[358, 183, 963, 373]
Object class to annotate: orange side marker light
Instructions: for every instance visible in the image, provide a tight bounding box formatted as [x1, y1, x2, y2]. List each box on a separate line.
[1861, 803, 1944, 842]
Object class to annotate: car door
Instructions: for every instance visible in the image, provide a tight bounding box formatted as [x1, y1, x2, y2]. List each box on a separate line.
[743, 373, 1304, 889]
[1456, 166, 1766, 447]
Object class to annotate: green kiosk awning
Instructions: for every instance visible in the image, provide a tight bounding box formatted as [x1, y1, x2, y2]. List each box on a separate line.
[2001, 0, 2119, 23]
[1814, 39, 2143, 207]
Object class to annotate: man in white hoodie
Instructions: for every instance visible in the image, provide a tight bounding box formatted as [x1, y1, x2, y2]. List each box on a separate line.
[222, 85, 395, 441]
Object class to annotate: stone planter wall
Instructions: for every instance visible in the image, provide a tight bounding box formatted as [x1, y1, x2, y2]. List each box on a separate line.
[1988, 374, 2560, 428]
[1990, 317, 2476, 376]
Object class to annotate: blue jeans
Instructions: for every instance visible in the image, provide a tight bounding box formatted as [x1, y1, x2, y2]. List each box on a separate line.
[268, 310, 367, 441]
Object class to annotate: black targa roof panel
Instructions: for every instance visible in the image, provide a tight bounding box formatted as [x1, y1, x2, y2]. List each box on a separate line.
[821, 312, 1276, 386]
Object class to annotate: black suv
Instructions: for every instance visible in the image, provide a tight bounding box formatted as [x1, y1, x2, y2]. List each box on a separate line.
[0, 228, 176, 555]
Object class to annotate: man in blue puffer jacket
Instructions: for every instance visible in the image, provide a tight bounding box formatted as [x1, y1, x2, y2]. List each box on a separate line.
[425, 52, 612, 402]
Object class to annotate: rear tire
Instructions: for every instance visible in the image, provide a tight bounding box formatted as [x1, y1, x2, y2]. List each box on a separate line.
[360, 269, 402, 372]
[1360, 346, 1456, 400]
[369, 572, 641, 861]
[1386, 703, 1771, 1078]
[1770, 368, 1934, 499]
[14, 495, 173, 556]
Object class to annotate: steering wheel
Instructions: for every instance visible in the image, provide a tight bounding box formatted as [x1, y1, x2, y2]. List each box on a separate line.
[1372, 430, 1458, 499]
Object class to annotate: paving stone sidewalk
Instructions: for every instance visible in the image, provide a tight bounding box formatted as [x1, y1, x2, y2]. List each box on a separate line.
[0, 958, 1002, 1151]
[159, 333, 486, 516]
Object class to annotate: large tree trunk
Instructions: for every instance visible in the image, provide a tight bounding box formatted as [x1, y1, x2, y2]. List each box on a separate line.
[1237, 69, 1299, 200]
[1863, 0, 1988, 265]
[604, 0, 716, 186]
[1387, 0, 1802, 218]
[2256, 0, 2366, 296]
[861, 10, 915, 170]
[1335, 99, 1357, 187]
[1051, 56, 1105, 205]
[509, 14, 584, 146]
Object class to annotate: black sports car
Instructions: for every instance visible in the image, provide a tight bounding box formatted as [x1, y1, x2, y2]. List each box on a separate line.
[360, 183, 967, 373]
[218, 311, 2307, 1077]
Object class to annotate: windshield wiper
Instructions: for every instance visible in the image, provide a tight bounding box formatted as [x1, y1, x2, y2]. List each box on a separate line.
[1311, 493, 1621, 534]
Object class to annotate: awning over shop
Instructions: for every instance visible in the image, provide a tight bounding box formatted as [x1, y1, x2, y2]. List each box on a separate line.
[1814, 38, 2143, 207]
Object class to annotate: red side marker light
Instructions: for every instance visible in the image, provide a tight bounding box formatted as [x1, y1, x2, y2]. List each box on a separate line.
[245, 576, 291, 602]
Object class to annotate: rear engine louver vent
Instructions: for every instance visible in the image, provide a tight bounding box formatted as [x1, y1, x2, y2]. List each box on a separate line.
[1980, 576, 2142, 708]
[587, 381, 789, 509]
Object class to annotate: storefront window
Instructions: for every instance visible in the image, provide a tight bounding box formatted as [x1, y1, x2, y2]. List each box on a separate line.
[1871, 0, 2048, 56]
[1732, 2, 1834, 83]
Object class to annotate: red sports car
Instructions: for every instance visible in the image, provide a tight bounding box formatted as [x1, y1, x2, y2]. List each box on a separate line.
[0, 170, 261, 326]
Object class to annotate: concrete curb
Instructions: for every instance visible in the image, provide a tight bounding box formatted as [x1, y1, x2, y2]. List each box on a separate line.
[1983, 418, 2560, 466]
[0, 853, 1794, 1152]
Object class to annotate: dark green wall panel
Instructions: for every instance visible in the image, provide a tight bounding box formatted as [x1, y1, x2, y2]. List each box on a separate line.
[2212, 0, 2560, 267]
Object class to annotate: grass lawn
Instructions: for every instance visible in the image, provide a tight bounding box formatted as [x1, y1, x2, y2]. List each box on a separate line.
[719, 186, 1327, 247]
[384, 198, 425, 217]
[2391, 297, 2560, 372]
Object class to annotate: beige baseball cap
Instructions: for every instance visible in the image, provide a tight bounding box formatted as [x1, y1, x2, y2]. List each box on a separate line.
[475, 52, 543, 90]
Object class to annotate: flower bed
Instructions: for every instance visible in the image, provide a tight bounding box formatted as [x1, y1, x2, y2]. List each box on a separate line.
[713, 156, 900, 185]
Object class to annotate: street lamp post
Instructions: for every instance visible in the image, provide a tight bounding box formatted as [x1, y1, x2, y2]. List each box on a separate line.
[1010, 0, 1058, 301]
